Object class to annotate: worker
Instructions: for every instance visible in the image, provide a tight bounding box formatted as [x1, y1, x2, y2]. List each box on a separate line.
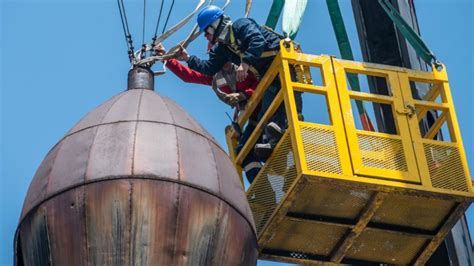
[154, 44, 263, 184]
[176, 5, 303, 160]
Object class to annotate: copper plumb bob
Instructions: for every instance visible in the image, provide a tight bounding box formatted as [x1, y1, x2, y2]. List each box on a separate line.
[14, 68, 258, 265]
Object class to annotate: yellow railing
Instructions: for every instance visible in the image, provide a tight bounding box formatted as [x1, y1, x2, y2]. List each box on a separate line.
[225, 40, 473, 265]
[227, 40, 472, 196]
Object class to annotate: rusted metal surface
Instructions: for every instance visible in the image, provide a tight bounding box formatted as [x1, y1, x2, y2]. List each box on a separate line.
[46, 187, 86, 265]
[19, 207, 51, 266]
[130, 180, 179, 265]
[413, 202, 470, 265]
[330, 192, 388, 263]
[127, 67, 154, 90]
[16, 84, 257, 265]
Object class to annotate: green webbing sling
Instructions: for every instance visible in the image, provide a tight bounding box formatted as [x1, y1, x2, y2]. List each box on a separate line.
[326, 0, 374, 131]
[378, 0, 438, 66]
[282, 0, 308, 40]
[265, 0, 285, 30]
[265, 0, 307, 40]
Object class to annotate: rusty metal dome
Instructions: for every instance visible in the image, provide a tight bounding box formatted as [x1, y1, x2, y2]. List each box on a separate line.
[15, 84, 257, 265]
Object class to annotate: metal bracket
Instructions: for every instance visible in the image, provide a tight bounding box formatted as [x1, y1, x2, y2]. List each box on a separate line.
[396, 104, 416, 118]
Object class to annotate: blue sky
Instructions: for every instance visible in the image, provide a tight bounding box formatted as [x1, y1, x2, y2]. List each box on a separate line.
[1, 0, 473, 265]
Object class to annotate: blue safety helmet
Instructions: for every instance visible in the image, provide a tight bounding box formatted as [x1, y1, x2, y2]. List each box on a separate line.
[197, 5, 224, 32]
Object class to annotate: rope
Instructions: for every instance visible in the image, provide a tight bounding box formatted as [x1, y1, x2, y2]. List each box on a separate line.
[162, 0, 176, 34]
[135, 0, 207, 66]
[245, 0, 252, 17]
[117, 0, 135, 63]
[153, 0, 165, 40]
[142, 0, 147, 46]
[149, 0, 205, 46]
[117, 0, 129, 48]
[153, 0, 231, 61]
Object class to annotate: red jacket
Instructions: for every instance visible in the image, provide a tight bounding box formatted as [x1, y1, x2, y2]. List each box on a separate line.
[166, 59, 258, 98]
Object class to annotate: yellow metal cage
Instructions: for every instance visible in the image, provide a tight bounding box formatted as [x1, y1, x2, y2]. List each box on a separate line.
[225, 41, 473, 265]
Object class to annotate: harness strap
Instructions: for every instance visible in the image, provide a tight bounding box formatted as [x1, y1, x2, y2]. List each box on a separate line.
[227, 27, 280, 79]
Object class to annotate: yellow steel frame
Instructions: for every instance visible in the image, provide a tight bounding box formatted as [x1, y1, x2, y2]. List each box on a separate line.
[333, 59, 421, 183]
[225, 41, 473, 265]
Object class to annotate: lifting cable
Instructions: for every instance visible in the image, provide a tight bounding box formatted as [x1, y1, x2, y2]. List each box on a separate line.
[162, 0, 176, 34]
[134, 0, 206, 66]
[137, 0, 222, 66]
[140, 0, 147, 59]
[117, 0, 135, 63]
[118, 0, 207, 66]
[169, 0, 218, 53]
[326, 0, 374, 131]
[378, 0, 440, 68]
[162, 0, 231, 58]
[152, 0, 205, 46]
[153, 0, 166, 42]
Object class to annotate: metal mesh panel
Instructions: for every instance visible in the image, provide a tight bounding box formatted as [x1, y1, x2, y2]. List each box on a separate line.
[357, 134, 408, 172]
[372, 194, 454, 231]
[265, 219, 347, 256]
[347, 229, 427, 264]
[301, 126, 342, 174]
[424, 144, 469, 192]
[247, 133, 298, 234]
[290, 183, 371, 220]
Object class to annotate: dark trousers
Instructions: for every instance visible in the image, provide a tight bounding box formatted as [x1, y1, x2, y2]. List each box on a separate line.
[235, 122, 261, 183]
[258, 75, 303, 130]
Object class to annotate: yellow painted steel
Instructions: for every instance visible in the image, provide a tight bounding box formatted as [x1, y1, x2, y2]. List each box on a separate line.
[224, 41, 473, 265]
[333, 58, 421, 183]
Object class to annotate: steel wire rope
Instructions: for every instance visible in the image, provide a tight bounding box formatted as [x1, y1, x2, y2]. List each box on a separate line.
[153, 0, 166, 43]
[142, 0, 147, 47]
[117, 0, 135, 62]
[159, 0, 230, 59]
[162, 0, 176, 34]
[135, 0, 206, 66]
[117, 0, 128, 48]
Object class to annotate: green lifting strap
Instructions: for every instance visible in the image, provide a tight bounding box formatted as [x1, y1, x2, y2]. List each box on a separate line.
[326, 0, 374, 131]
[265, 0, 285, 30]
[378, 0, 438, 66]
[282, 0, 308, 39]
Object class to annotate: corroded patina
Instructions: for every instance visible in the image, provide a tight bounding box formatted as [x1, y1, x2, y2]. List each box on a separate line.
[15, 69, 257, 265]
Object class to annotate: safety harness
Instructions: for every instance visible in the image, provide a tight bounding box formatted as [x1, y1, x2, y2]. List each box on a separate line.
[226, 24, 312, 86]
[225, 26, 279, 79]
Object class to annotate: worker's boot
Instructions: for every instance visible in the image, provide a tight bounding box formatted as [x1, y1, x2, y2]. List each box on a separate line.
[254, 122, 285, 161]
[254, 142, 275, 161]
[265, 122, 284, 141]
